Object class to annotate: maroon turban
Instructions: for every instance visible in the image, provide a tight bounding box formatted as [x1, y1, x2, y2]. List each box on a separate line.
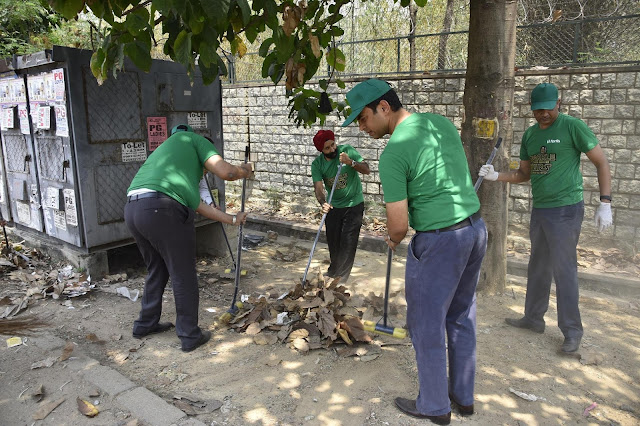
[313, 130, 335, 151]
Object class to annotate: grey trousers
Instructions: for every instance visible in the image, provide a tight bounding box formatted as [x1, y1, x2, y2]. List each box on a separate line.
[124, 195, 204, 347]
[525, 201, 584, 339]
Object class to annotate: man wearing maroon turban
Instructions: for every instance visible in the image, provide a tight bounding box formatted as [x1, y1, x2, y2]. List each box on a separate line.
[311, 130, 370, 282]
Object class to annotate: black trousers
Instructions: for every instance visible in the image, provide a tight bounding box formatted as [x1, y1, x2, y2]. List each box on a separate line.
[124, 196, 204, 347]
[325, 202, 364, 282]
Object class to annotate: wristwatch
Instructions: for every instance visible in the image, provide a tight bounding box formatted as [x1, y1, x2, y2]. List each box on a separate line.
[232, 215, 237, 225]
[600, 195, 612, 202]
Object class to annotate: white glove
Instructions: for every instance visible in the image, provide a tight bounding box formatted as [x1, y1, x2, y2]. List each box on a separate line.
[199, 177, 213, 205]
[479, 164, 499, 181]
[594, 202, 612, 232]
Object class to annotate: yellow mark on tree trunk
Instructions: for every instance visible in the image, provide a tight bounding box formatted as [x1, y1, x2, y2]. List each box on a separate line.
[473, 118, 498, 139]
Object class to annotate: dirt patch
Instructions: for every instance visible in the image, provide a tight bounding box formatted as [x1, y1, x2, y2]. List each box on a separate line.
[1, 231, 639, 425]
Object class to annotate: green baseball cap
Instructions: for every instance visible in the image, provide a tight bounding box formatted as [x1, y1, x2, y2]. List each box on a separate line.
[341, 79, 392, 126]
[530, 83, 558, 111]
[171, 124, 194, 135]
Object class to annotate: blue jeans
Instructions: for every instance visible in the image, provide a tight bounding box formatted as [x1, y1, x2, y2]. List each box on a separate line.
[525, 201, 584, 339]
[406, 217, 487, 416]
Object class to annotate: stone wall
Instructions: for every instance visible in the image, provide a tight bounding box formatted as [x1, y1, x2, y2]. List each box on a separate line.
[222, 67, 640, 254]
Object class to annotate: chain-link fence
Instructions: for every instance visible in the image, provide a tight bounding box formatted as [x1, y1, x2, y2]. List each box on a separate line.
[227, 14, 639, 84]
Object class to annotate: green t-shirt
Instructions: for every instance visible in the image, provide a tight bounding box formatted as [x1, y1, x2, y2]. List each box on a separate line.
[520, 113, 598, 208]
[311, 145, 364, 208]
[128, 132, 219, 209]
[379, 113, 479, 231]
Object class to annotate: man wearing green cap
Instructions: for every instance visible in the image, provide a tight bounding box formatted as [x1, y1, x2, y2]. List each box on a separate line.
[479, 82, 612, 354]
[343, 79, 487, 424]
[125, 124, 253, 352]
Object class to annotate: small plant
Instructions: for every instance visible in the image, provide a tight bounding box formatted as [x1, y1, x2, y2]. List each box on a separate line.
[265, 187, 282, 212]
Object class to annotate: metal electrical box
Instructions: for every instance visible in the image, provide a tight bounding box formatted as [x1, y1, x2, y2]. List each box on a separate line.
[0, 46, 225, 253]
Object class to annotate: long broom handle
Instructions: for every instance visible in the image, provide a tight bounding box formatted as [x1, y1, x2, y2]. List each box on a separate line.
[302, 163, 344, 286]
[229, 145, 250, 310]
[382, 246, 393, 328]
[473, 137, 503, 192]
[204, 173, 236, 268]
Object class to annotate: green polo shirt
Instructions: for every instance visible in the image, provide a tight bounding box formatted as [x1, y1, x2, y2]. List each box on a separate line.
[128, 132, 219, 209]
[379, 113, 479, 231]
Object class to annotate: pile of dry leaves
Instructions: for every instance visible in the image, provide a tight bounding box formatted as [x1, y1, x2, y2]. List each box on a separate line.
[225, 270, 376, 353]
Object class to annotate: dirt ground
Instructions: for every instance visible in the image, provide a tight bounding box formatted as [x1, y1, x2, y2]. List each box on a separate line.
[1, 223, 639, 425]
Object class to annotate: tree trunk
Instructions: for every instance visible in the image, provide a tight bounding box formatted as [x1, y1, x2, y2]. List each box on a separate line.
[409, 1, 418, 71]
[437, 0, 455, 69]
[462, 0, 517, 293]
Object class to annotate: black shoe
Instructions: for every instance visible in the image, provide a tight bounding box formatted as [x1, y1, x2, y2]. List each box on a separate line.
[505, 317, 544, 333]
[449, 394, 474, 416]
[394, 397, 451, 425]
[132, 322, 174, 339]
[561, 336, 581, 353]
[181, 330, 212, 352]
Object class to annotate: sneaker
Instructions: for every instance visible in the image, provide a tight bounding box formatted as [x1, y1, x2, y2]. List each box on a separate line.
[505, 317, 544, 333]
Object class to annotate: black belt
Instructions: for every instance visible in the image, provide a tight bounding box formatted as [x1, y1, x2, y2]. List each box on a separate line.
[421, 211, 481, 233]
[127, 192, 173, 202]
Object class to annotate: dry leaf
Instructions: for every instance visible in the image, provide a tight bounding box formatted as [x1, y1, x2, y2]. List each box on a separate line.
[292, 338, 309, 352]
[33, 398, 65, 420]
[77, 397, 99, 417]
[31, 384, 45, 402]
[245, 322, 263, 335]
[337, 328, 353, 345]
[254, 333, 277, 345]
[288, 328, 309, 342]
[31, 357, 57, 369]
[309, 33, 321, 58]
[59, 341, 74, 361]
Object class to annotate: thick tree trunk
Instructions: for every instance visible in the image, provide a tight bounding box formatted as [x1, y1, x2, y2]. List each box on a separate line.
[462, 0, 517, 293]
[437, 0, 455, 69]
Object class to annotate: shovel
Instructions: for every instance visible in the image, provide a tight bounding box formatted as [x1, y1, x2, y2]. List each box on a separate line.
[301, 163, 343, 288]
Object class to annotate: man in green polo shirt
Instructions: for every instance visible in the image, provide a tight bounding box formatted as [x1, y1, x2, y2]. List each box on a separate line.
[125, 124, 252, 353]
[343, 79, 487, 424]
[311, 129, 370, 282]
[479, 83, 612, 354]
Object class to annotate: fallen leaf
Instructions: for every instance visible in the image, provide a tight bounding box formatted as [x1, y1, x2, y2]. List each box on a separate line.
[254, 333, 277, 345]
[77, 397, 99, 417]
[292, 338, 309, 353]
[33, 398, 65, 420]
[31, 384, 45, 402]
[288, 328, 309, 342]
[174, 400, 198, 416]
[245, 322, 263, 335]
[31, 357, 57, 369]
[337, 328, 353, 345]
[59, 341, 74, 361]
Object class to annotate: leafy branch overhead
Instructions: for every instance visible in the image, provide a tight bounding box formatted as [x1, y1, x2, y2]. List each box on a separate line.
[48, 0, 430, 127]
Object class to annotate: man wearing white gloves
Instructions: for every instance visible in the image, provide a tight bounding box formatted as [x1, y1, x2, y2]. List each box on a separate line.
[479, 83, 612, 354]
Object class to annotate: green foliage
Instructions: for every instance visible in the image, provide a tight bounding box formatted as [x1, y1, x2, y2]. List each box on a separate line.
[45, 0, 444, 128]
[264, 187, 282, 212]
[0, 0, 62, 57]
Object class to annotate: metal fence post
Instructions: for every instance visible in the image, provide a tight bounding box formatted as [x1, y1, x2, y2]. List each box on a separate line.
[397, 38, 401, 73]
[573, 21, 581, 64]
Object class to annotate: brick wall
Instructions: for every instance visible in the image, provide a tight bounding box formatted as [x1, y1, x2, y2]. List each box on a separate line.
[222, 67, 640, 254]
